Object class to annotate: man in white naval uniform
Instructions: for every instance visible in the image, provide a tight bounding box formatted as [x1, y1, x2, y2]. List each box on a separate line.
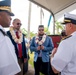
[51, 13, 76, 75]
[0, 0, 21, 75]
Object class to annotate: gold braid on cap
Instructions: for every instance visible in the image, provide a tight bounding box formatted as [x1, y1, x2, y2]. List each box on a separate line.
[64, 19, 71, 22]
[0, 6, 11, 12]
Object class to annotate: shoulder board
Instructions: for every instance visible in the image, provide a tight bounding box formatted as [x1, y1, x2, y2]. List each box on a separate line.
[63, 35, 72, 40]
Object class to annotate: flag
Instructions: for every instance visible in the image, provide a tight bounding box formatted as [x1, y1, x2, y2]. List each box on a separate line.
[47, 15, 52, 28]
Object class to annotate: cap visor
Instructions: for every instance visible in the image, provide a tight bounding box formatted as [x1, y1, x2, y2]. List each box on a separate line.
[10, 12, 14, 16]
[61, 22, 66, 24]
[8, 12, 14, 16]
[61, 21, 71, 24]
[0, 10, 14, 16]
[61, 22, 69, 24]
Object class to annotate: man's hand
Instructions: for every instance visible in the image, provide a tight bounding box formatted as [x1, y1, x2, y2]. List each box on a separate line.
[24, 58, 27, 63]
[37, 46, 41, 50]
[51, 48, 57, 57]
[51, 48, 60, 74]
[40, 45, 44, 50]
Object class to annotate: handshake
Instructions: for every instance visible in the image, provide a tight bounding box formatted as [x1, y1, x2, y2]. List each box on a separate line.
[37, 45, 44, 50]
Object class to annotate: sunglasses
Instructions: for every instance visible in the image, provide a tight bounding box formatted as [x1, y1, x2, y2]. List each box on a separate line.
[39, 29, 44, 31]
[16, 23, 22, 25]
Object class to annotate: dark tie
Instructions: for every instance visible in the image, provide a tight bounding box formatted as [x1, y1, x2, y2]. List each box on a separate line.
[16, 31, 22, 58]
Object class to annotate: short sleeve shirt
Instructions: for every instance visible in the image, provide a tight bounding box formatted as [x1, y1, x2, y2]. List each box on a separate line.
[51, 31, 76, 75]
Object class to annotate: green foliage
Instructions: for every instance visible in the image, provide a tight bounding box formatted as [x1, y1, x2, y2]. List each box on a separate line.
[44, 27, 50, 35]
[21, 27, 51, 38]
[55, 21, 64, 34]
[28, 51, 34, 67]
[21, 28, 27, 35]
[30, 31, 36, 38]
[21, 28, 36, 38]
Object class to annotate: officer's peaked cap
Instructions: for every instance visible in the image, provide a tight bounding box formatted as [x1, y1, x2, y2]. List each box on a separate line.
[0, 0, 14, 16]
[61, 13, 76, 25]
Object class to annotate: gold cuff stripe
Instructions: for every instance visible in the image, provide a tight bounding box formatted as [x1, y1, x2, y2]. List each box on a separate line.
[0, 6, 11, 12]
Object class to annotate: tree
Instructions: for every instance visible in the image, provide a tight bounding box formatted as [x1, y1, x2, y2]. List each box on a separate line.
[21, 28, 36, 38]
[21, 28, 27, 35]
[21, 27, 51, 38]
[44, 27, 50, 35]
[55, 21, 64, 34]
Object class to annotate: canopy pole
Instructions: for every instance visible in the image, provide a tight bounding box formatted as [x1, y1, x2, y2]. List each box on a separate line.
[53, 14, 55, 34]
[27, 1, 31, 39]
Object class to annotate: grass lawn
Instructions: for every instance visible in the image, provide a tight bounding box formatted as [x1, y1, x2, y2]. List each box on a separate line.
[28, 50, 44, 75]
[28, 51, 34, 67]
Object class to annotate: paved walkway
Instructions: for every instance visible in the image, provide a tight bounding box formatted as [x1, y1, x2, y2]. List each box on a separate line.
[25, 64, 34, 75]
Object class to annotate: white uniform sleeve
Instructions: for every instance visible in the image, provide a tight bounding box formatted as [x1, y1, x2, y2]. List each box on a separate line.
[0, 33, 21, 75]
[51, 40, 73, 71]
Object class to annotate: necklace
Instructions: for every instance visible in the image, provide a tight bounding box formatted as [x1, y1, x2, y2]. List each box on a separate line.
[10, 26, 23, 43]
[35, 34, 46, 45]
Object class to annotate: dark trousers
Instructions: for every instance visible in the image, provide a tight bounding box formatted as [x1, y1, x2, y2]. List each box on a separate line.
[16, 57, 26, 75]
[34, 57, 49, 75]
[16, 58, 23, 75]
[23, 59, 28, 73]
[49, 59, 58, 75]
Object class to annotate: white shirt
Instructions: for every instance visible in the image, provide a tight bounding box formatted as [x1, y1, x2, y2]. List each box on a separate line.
[51, 31, 76, 75]
[0, 25, 21, 75]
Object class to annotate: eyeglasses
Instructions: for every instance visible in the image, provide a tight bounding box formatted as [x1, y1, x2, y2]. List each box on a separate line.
[39, 29, 44, 31]
[16, 23, 22, 25]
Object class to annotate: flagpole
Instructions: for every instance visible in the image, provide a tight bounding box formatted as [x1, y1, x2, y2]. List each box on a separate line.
[47, 15, 52, 29]
[47, 12, 55, 34]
